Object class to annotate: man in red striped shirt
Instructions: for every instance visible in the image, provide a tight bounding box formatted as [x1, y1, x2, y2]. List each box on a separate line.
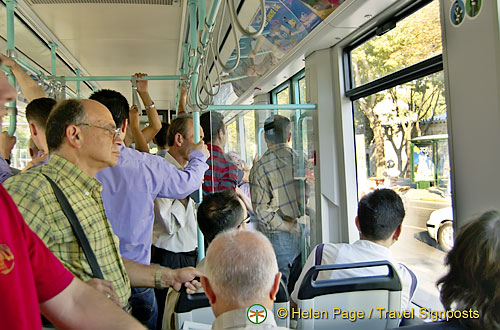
[200, 111, 242, 194]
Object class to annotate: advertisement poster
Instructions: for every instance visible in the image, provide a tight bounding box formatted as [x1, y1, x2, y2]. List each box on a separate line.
[222, 0, 344, 100]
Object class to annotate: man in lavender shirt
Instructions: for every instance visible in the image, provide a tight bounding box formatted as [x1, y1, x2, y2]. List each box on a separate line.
[92, 87, 209, 328]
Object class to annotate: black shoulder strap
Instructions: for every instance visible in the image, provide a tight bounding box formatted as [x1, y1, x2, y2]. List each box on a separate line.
[43, 174, 104, 279]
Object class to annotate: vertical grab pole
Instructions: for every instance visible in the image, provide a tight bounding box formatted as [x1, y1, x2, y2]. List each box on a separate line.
[6, 0, 18, 137]
[75, 69, 81, 98]
[194, 109, 205, 263]
[49, 42, 58, 76]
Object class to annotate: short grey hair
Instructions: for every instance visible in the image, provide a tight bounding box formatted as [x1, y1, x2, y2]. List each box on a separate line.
[204, 230, 279, 305]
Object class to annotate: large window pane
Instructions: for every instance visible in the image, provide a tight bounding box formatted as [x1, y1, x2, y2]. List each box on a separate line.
[352, 71, 452, 309]
[276, 86, 290, 105]
[226, 120, 240, 154]
[350, 0, 442, 88]
[243, 111, 257, 165]
[298, 77, 307, 104]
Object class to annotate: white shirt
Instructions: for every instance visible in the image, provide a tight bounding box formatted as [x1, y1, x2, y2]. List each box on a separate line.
[152, 152, 198, 252]
[291, 240, 414, 310]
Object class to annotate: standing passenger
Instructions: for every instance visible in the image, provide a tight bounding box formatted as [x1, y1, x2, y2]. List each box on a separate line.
[151, 115, 201, 328]
[92, 88, 209, 328]
[4, 99, 203, 327]
[250, 115, 307, 286]
[200, 111, 242, 194]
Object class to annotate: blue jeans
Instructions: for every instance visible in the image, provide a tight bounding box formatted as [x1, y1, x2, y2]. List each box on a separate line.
[130, 288, 158, 329]
[267, 231, 301, 285]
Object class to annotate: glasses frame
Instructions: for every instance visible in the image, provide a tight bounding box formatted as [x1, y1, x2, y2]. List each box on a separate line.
[76, 123, 121, 140]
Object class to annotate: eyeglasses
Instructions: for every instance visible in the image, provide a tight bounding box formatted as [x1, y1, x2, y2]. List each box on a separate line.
[76, 123, 121, 140]
[239, 216, 251, 227]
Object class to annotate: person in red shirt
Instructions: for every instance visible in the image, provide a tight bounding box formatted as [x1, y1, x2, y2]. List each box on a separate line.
[0, 57, 143, 329]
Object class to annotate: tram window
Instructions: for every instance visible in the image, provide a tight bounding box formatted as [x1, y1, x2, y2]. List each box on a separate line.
[243, 111, 257, 164]
[350, 0, 442, 89]
[226, 119, 240, 154]
[347, 0, 452, 310]
[276, 86, 290, 105]
[1, 106, 31, 170]
[298, 77, 307, 104]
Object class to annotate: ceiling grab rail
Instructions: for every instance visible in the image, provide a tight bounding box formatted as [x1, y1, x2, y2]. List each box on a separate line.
[227, 0, 266, 39]
[215, 0, 241, 73]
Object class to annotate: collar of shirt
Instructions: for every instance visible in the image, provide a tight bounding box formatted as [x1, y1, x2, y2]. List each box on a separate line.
[165, 151, 184, 170]
[207, 143, 224, 155]
[47, 154, 102, 195]
[213, 307, 278, 329]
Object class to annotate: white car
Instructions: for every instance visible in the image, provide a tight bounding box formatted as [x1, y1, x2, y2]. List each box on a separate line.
[426, 207, 454, 252]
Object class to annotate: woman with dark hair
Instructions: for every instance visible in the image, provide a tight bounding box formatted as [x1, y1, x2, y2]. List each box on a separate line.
[437, 210, 500, 329]
[401, 210, 500, 329]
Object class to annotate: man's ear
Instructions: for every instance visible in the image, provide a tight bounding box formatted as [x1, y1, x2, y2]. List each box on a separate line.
[175, 132, 184, 147]
[65, 125, 82, 149]
[29, 123, 37, 137]
[201, 276, 216, 305]
[152, 137, 157, 145]
[355, 216, 361, 232]
[393, 224, 402, 241]
[270, 272, 281, 301]
[287, 132, 291, 143]
[122, 119, 128, 133]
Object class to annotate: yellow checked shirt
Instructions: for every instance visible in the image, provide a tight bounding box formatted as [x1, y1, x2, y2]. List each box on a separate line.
[4, 155, 131, 306]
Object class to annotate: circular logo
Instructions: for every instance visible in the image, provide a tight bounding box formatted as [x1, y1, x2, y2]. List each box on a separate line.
[466, 0, 481, 18]
[450, 0, 465, 26]
[247, 304, 267, 324]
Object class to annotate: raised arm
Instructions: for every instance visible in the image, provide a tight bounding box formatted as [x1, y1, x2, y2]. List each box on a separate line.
[40, 278, 145, 329]
[128, 104, 150, 152]
[177, 82, 187, 114]
[0, 54, 46, 101]
[135, 73, 161, 143]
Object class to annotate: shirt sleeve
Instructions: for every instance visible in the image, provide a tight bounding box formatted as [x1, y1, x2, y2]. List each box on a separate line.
[2, 185, 74, 303]
[149, 150, 208, 199]
[0, 155, 13, 183]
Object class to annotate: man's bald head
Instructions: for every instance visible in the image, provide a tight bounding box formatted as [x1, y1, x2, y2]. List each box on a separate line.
[204, 230, 279, 307]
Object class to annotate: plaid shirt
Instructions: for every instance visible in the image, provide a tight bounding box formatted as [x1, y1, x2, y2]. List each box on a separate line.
[4, 155, 131, 306]
[250, 144, 308, 232]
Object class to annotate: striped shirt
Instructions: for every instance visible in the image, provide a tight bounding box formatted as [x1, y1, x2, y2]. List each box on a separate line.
[202, 144, 241, 194]
[4, 155, 131, 306]
[250, 144, 308, 232]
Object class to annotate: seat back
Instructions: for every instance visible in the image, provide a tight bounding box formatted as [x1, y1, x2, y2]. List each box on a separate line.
[273, 279, 290, 328]
[296, 260, 402, 330]
[173, 290, 215, 329]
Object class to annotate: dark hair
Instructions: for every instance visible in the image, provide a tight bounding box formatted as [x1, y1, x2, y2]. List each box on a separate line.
[26, 97, 56, 129]
[154, 122, 170, 148]
[166, 115, 192, 147]
[264, 115, 291, 144]
[437, 210, 500, 329]
[197, 190, 245, 244]
[89, 89, 129, 127]
[46, 99, 87, 152]
[357, 189, 405, 241]
[200, 111, 224, 144]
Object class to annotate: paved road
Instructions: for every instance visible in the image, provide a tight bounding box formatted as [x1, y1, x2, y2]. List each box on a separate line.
[391, 189, 452, 311]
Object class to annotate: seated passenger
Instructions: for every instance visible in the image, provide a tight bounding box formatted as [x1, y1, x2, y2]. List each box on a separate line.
[201, 230, 286, 329]
[162, 189, 249, 329]
[400, 210, 500, 329]
[291, 188, 415, 311]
